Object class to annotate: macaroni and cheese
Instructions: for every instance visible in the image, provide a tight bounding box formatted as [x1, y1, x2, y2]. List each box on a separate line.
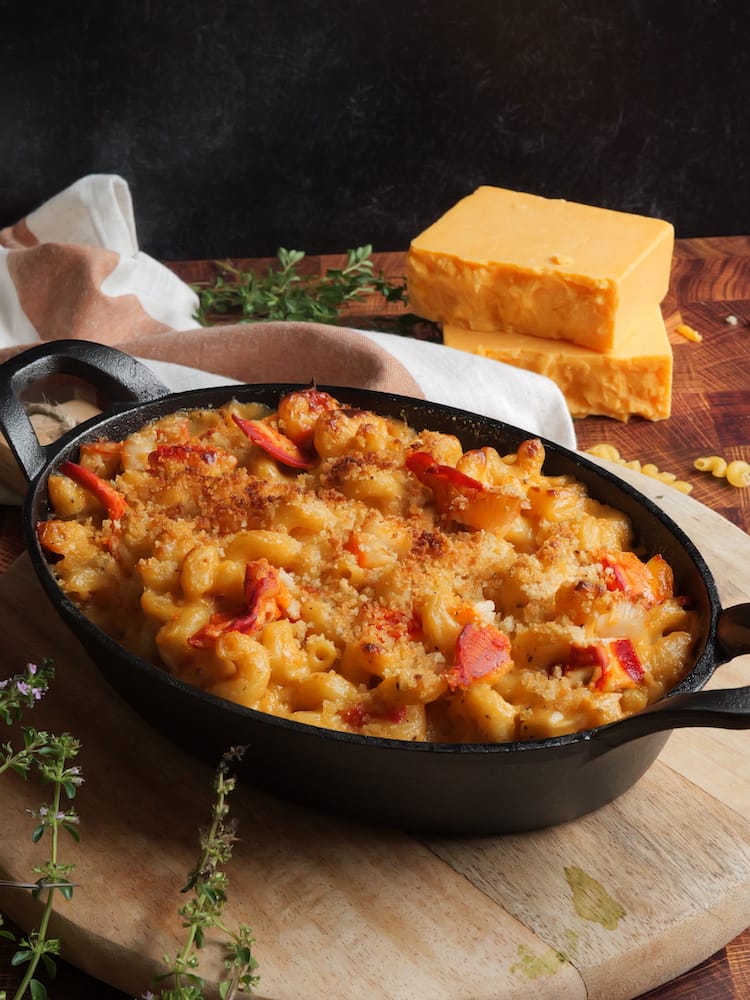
[38, 389, 699, 743]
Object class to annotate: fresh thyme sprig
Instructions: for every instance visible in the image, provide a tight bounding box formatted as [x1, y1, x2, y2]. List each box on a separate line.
[1, 664, 260, 1000]
[192, 244, 408, 326]
[0, 659, 81, 1000]
[146, 746, 259, 1000]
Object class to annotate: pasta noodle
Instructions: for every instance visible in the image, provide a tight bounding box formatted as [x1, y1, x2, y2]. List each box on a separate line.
[726, 461, 750, 488]
[585, 444, 693, 494]
[694, 455, 750, 488]
[37, 390, 700, 744]
[693, 455, 728, 477]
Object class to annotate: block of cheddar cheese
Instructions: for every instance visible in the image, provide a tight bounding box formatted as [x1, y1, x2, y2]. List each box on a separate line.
[407, 186, 674, 353]
[443, 305, 673, 421]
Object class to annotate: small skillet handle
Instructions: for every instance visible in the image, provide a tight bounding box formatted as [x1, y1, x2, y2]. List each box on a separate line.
[596, 685, 750, 750]
[716, 602, 750, 660]
[0, 340, 169, 484]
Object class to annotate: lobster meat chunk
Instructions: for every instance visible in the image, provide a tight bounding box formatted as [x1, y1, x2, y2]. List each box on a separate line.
[446, 622, 513, 691]
[598, 551, 673, 608]
[566, 638, 645, 692]
[232, 413, 315, 470]
[59, 460, 127, 521]
[405, 451, 521, 531]
[188, 558, 290, 647]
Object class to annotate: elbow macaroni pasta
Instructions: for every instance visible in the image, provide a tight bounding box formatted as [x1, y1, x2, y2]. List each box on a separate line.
[726, 461, 750, 487]
[694, 455, 728, 477]
[38, 390, 700, 743]
[694, 455, 750, 488]
[585, 444, 694, 494]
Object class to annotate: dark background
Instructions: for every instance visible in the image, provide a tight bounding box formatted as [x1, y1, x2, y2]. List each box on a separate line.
[1, 0, 748, 260]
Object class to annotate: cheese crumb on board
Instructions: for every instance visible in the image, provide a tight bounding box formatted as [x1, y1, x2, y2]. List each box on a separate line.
[407, 186, 674, 353]
[675, 323, 702, 342]
[443, 305, 672, 422]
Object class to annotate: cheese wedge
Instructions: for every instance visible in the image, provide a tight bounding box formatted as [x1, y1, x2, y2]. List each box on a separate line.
[407, 186, 674, 353]
[443, 306, 673, 421]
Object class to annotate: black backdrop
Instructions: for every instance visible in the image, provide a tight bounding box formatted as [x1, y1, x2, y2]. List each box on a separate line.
[1, 0, 748, 260]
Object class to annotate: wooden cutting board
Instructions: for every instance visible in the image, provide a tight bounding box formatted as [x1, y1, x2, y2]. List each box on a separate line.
[1, 464, 749, 1000]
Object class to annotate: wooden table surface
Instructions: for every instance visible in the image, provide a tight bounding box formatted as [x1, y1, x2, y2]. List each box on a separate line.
[1, 236, 749, 998]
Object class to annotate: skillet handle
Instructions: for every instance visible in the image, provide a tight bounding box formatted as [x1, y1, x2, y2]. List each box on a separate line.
[596, 685, 750, 750]
[0, 339, 169, 484]
[716, 602, 750, 660]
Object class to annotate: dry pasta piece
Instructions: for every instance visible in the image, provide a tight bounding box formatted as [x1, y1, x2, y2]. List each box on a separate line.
[726, 460, 750, 488]
[586, 443, 621, 463]
[694, 455, 728, 477]
[693, 455, 750, 488]
[585, 445, 693, 494]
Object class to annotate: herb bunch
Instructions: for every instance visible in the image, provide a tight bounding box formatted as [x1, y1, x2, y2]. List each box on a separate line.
[193, 245, 407, 326]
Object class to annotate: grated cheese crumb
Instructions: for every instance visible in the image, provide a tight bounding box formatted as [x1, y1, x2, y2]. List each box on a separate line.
[675, 323, 703, 342]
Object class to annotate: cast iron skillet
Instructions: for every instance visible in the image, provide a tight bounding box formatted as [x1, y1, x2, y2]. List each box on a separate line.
[2, 340, 750, 835]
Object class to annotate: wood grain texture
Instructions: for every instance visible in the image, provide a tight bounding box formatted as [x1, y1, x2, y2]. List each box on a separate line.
[2, 237, 750, 998]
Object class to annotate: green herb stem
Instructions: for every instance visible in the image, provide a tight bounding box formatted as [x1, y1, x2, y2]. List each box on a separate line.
[11, 782, 61, 1000]
[192, 245, 407, 327]
[151, 749, 259, 999]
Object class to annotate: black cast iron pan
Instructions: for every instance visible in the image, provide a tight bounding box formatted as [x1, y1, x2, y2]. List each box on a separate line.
[2, 339, 750, 835]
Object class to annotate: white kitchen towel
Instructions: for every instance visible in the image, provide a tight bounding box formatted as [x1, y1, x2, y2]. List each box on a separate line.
[0, 175, 200, 345]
